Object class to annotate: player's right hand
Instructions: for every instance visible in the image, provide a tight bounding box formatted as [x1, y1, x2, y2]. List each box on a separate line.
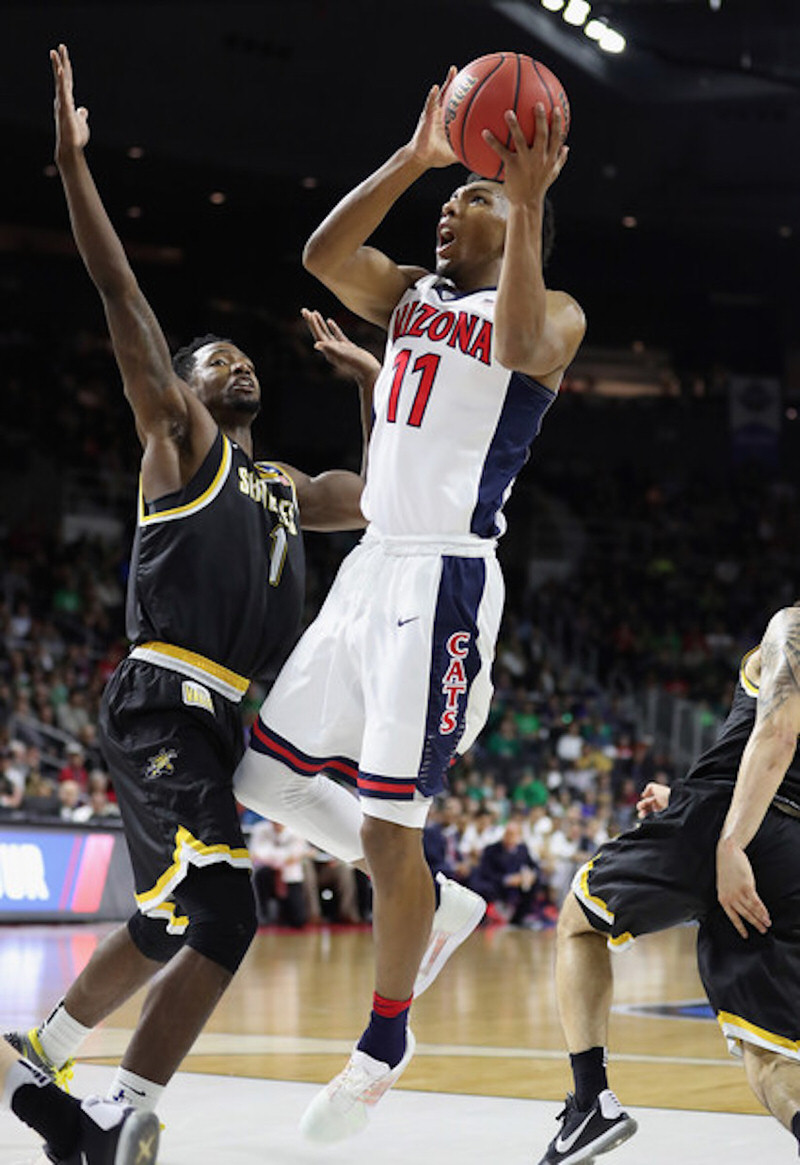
[51, 43, 90, 159]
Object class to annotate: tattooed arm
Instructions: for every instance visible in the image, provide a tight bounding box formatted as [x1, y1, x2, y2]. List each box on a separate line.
[716, 606, 800, 938]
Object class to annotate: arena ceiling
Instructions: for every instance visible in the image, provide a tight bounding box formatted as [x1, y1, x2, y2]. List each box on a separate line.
[4, 0, 800, 370]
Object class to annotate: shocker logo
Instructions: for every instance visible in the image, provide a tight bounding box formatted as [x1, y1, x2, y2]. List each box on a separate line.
[440, 631, 471, 735]
[144, 748, 178, 781]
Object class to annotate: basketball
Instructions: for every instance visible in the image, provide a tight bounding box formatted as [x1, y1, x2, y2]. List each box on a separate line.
[442, 52, 570, 180]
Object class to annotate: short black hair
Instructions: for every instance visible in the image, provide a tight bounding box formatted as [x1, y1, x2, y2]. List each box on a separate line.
[172, 333, 232, 382]
[464, 173, 556, 267]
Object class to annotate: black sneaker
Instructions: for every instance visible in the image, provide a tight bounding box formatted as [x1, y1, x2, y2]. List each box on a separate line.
[45, 1096, 160, 1165]
[537, 1090, 637, 1164]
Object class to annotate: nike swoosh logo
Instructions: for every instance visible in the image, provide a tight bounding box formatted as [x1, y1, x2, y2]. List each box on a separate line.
[397, 617, 419, 627]
[555, 1109, 596, 1154]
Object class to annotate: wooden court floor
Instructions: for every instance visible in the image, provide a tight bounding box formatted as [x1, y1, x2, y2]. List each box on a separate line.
[0, 918, 761, 1117]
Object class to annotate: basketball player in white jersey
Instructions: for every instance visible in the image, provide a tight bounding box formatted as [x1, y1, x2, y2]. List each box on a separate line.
[233, 72, 586, 1140]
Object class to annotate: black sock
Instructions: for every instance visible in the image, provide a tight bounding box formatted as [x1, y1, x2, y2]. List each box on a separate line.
[791, 1111, 800, 1154]
[8, 1059, 81, 1158]
[569, 1046, 608, 1111]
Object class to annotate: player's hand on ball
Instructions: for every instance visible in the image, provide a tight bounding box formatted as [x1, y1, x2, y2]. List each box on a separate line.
[51, 43, 90, 158]
[483, 104, 568, 206]
[408, 68, 459, 170]
[302, 309, 381, 385]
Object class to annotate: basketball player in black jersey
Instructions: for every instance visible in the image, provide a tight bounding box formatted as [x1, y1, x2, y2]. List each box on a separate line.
[3, 45, 373, 1154]
[537, 603, 800, 1164]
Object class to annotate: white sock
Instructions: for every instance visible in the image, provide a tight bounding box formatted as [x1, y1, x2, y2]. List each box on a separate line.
[234, 751, 365, 864]
[107, 1067, 163, 1112]
[38, 999, 92, 1068]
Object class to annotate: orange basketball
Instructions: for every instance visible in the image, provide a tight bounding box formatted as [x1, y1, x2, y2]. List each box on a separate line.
[442, 52, 570, 180]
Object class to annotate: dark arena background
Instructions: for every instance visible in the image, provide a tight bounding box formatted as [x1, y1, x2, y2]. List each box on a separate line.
[1, 3, 800, 1163]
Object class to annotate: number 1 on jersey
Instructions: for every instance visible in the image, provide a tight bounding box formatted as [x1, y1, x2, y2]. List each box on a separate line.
[387, 349, 440, 428]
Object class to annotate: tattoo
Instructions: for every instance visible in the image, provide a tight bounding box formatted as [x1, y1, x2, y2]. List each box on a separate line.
[757, 610, 800, 725]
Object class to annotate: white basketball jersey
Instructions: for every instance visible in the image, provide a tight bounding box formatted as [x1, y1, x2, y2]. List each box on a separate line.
[361, 274, 557, 539]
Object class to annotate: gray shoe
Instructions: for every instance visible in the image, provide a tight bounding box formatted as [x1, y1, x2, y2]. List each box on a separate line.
[4, 1028, 75, 1091]
[46, 1097, 160, 1165]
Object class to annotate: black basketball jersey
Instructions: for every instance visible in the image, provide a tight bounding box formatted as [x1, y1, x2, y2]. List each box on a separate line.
[685, 649, 800, 804]
[125, 430, 305, 685]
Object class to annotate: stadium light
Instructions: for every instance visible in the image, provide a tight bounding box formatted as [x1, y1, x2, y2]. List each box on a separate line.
[563, 0, 591, 26]
[540, 0, 565, 9]
[584, 18, 605, 40]
[599, 27, 626, 53]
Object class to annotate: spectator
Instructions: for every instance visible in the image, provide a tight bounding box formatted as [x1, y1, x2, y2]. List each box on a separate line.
[249, 819, 310, 928]
[73, 771, 120, 823]
[470, 820, 541, 926]
[57, 778, 85, 822]
[58, 743, 89, 792]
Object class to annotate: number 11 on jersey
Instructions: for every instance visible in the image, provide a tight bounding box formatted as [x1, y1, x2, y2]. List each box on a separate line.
[386, 349, 441, 428]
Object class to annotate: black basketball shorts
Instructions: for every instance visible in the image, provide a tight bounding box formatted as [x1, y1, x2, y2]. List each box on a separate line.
[573, 778, 800, 1061]
[99, 658, 252, 933]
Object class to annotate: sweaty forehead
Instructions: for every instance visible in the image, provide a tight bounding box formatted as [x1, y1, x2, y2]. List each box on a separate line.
[195, 342, 248, 365]
[452, 179, 506, 202]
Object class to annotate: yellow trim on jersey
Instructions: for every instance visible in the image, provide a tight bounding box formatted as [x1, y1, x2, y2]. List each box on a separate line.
[739, 646, 760, 697]
[255, 461, 299, 505]
[129, 640, 249, 702]
[139, 435, 232, 525]
[136, 824, 252, 912]
[575, 858, 614, 923]
[718, 1010, 800, 1057]
[573, 859, 636, 951]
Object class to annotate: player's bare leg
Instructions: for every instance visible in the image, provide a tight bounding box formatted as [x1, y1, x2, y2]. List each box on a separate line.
[743, 1044, 800, 1140]
[362, 817, 435, 1000]
[556, 893, 613, 1052]
[536, 893, 637, 1165]
[120, 947, 232, 1084]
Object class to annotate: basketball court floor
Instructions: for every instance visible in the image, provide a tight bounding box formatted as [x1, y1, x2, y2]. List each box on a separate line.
[0, 920, 792, 1163]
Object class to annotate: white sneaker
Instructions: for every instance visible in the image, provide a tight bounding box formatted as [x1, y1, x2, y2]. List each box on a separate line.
[414, 874, 486, 996]
[299, 1030, 416, 1143]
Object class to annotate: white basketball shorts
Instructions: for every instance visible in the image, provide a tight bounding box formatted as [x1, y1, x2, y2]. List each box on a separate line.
[248, 529, 503, 826]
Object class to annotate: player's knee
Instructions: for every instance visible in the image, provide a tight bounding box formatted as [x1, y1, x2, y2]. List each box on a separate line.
[127, 911, 186, 964]
[178, 863, 258, 975]
[361, 815, 421, 877]
[557, 891, 597, 942]
[235, 749, 305, 816]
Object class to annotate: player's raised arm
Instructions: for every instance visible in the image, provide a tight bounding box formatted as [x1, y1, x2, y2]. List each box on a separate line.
[716, 606, 800, 938]
[50, 45, 213, 482]
[279, 310, 379, 531]
[302, 71, 458, 329]
[484, 104, 585, 383]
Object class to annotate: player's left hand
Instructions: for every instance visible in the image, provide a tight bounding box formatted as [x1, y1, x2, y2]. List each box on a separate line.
[636, 782, 671, 819]
[302, 309, 381, 385]
[483, 104, 568, 207]
[716, 838, 771, 939]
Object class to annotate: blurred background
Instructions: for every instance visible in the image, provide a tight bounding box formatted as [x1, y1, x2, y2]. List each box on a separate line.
[1, 0, 800, 921]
